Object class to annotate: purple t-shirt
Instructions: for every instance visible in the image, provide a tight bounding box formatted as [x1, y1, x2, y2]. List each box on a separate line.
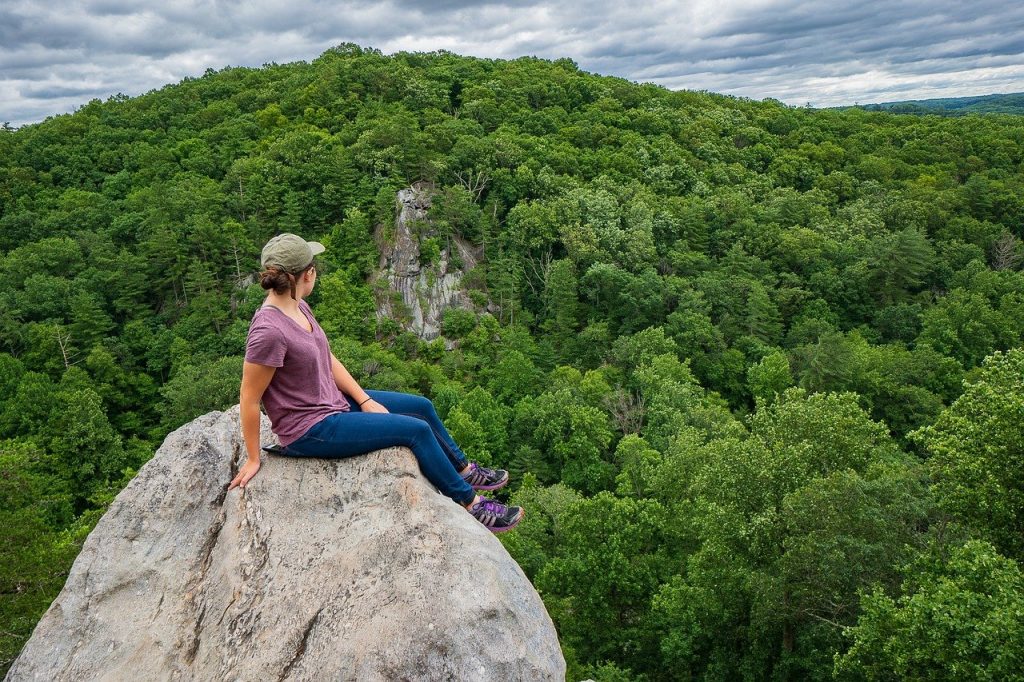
[245, 299, 350, 445]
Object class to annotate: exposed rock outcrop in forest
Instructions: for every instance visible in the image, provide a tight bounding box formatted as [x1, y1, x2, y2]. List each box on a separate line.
[373, 182, 481, 340]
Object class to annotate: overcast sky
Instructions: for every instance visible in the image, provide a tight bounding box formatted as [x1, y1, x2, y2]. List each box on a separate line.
[3, 0, 1024, 127]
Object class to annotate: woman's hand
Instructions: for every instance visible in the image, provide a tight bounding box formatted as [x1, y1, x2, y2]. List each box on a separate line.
[361, 398, 389, 414]
[228, 457, 261, 490]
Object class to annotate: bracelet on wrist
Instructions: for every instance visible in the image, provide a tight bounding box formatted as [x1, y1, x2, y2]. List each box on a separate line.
[358, 397, 371, 406]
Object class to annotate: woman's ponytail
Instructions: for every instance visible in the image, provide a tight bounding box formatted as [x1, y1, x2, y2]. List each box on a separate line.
[259, 267, 292, 296]
[260, 263, 312, 299]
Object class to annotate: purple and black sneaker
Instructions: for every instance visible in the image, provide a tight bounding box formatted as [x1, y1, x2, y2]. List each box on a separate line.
[460, 462, 509, 491]
[469, 497, 524, 533]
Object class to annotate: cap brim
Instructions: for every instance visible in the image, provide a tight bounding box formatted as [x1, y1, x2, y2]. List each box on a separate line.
[308, 241, 326, 256]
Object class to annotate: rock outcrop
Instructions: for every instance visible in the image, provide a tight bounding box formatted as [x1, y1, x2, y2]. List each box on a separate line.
[373, 182, 481, 340]
[5, 407, 564, 681]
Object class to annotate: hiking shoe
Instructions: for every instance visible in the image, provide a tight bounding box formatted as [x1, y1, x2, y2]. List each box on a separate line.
[469, 497, 524, 533]
[460, 462, 509, 491]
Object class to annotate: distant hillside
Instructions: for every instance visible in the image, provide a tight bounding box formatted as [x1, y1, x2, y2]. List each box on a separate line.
[852, 92, 1024, 116]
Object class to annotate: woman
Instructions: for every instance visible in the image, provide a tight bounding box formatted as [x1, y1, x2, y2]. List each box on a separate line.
[229, 233, 524, 532]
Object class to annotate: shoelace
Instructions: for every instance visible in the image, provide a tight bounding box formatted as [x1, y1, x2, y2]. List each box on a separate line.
[481, 493, 505, 509]
[475, 498, 506, 515]
[464, 463, 495, 484]
[469, 499, 499, 526]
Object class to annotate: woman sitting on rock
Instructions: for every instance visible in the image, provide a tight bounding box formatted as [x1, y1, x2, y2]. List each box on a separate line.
[230, 233, 524, 532]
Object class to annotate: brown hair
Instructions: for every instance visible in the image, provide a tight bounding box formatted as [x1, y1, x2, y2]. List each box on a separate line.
[259, 261, 314, 300]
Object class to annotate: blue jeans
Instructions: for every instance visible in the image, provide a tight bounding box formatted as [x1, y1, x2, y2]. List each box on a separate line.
[283, 390, 476, 505]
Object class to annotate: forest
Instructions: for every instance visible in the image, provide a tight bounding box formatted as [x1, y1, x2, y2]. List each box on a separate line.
[1, 45, 1023, 680]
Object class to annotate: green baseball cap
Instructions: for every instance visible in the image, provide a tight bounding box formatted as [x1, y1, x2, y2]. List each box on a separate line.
[261, 233, 325, 273]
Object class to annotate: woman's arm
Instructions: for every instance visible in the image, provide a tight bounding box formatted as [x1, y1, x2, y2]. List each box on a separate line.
[330, 353, 388, 413]
[230, 361, 277, 490]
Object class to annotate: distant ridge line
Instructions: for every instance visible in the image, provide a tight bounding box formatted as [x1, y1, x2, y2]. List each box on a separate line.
[837, 91, 1024, 116]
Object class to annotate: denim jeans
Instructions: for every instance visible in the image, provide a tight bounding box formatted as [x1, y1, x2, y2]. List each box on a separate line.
[283, 390, 476, 505]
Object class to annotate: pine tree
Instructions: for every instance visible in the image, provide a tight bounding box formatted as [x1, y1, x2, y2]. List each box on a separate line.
[541, 259, 582, 364]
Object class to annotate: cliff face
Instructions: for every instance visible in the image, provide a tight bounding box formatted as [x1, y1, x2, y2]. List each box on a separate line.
[5, 407, 564, 681]
[373, 182, 481, 341]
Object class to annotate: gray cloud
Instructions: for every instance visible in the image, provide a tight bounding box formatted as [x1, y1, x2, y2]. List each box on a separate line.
[2, 0, 1023, 126]
[19, 83, 111, 99]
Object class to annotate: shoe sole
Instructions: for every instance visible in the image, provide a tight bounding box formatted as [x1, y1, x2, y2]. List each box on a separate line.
[470, 472, 510, 492]
[488, 507, 524, 533]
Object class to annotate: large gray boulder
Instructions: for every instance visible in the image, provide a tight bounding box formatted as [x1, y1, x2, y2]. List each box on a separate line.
[6, 407, 565, 681]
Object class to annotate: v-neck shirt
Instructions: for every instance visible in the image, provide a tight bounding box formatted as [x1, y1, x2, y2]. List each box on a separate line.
[245, 299, 351, 445]
[260, 302, 313, 333]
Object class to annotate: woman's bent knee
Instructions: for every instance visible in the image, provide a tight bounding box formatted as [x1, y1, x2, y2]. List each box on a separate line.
[402, 393, 433, 415]
[410, 418, 433, 440]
